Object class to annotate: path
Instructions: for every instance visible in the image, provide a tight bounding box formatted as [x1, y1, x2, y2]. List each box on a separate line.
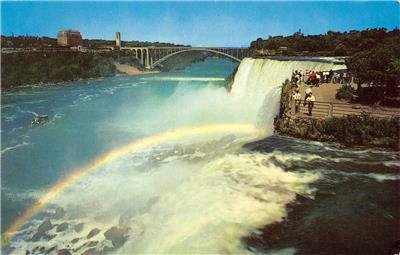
[290, 82, 400, 118]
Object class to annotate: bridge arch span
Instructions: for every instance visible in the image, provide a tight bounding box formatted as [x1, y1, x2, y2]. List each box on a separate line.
[151, 48, 241, 69]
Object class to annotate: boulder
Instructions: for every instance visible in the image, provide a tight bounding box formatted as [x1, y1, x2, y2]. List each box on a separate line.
[101, 246, 115, 254]
[71, 238, 80, 244]
[81, 248, 102, 255]
[30, 220, 54, 241]
[87, 228, 101, 239]
[74, 223, 84, 233]
[45, 246, 56, 254]
[56, 222, 69, 232]
[104, 226, 128, 248]
[58, 249, 71, 255]
[38, 220, 53, 233]
[86, 241, 99, 247]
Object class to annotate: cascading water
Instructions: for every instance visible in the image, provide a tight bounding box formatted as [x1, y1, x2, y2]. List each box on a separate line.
[2, 58, 396, 255]
[230, 58, 346, 130]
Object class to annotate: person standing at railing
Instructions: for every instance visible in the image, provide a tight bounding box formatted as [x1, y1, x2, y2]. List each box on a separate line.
[306, 92, 316, 116]
[343, 72, 348, 85]
[293, 89, 301, 113]
[304, 87, 312, 106]
[329, 69, 334, 83]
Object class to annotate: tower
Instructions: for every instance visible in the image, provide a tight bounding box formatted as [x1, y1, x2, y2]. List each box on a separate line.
[116, 32, 121, 48]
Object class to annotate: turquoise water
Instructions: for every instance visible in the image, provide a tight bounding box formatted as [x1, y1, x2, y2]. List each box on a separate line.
[1, 58, 238, 232]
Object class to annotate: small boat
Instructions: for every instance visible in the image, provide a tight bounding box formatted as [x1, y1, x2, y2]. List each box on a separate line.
[31, 115, 49, 126]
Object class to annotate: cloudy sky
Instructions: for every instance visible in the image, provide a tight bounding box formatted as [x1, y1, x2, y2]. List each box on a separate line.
[1, 1, 399, 47]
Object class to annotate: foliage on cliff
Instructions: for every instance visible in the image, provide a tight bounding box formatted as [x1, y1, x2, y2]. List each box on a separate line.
[1, 52, 116, 88]
[345, 33, 400, 100]
[250, 28, 399, 57]
[275, 113, 400, 150]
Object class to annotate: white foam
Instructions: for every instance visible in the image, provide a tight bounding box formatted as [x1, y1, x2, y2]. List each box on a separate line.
[366, 173, 400, 182]
[141, 76, 226, 82]
[9, 141, 321, 254]
[316, 168, 400, 183]
[1, 142, 30, 155]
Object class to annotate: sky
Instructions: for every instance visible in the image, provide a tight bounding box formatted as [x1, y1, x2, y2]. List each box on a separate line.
[1, 1, 399, 47]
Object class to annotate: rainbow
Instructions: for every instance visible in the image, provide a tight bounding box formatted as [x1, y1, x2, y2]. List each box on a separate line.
[2, 124, 263, 244]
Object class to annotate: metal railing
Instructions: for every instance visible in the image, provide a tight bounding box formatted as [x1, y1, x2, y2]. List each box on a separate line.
[290, 100, 400, 118]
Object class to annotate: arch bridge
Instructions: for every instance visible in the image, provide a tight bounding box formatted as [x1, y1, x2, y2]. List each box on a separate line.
[120, 46, 250, 69]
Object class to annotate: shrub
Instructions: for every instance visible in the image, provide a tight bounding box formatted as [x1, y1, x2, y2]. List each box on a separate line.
[275, 114, 400, 150]
[336, 85, 356, 100]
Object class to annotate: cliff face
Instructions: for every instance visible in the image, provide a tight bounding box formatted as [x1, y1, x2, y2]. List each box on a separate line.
[274, 83, 400, 150]
[1, 52, 116, 88]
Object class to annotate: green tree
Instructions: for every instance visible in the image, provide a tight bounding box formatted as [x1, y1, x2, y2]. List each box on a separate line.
[346, 35, 400, 97]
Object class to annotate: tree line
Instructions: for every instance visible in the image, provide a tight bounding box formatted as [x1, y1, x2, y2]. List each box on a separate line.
[1, 35, 187, 49]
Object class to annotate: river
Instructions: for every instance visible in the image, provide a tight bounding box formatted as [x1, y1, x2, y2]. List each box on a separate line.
[1, 57, 399, 254]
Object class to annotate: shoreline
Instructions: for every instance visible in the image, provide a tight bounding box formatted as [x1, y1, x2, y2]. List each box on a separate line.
[113, 62, 159, 76]
[1, 68, 160, 93]
[1, 76, 110, 93]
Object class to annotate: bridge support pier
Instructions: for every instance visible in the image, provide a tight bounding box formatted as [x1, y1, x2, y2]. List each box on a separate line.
[145, 49, 150, 69]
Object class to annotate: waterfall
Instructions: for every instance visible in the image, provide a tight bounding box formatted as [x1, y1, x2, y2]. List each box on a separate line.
[230, 58, 346, 133]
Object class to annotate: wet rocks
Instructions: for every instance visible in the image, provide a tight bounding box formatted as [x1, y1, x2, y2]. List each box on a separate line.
[74, 223, 84, 233]
[81, 248, 102, 255]
[57, 249, 71, 255]
[104, 226, 128, 249]
[74, 240, 100, 253]
[87, 228, 101, 239]
[38, 220, 53, 233]
[31, 220, 54, 241]
[54, 207, 66, 219]
[71, 237, 80, 244]
[45, 246, 56, 254]
[87, 241, 99, 247]
[56, 222, 69, 232]
[101, 246, 115, 254]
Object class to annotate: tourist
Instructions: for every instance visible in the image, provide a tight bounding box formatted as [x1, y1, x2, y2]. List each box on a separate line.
[306, 92, 316, 116]
[323, 71, 329, 83]
[294, 89, 301, 113]
[328, 69, 334, 83]
[304, 87, 312, 106]
[315, 72, 321, 87]
[299, 70, 304, 82]
[290, 91, 296, 115]
[332, 72, 339, 83]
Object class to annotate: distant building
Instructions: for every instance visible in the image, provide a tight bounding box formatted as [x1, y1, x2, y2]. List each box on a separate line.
[116, 32, 121, 48]
[57, 30, 83, 46]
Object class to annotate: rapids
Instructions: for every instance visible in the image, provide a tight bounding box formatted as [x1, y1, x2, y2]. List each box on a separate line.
[1, 58, 398, 255]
